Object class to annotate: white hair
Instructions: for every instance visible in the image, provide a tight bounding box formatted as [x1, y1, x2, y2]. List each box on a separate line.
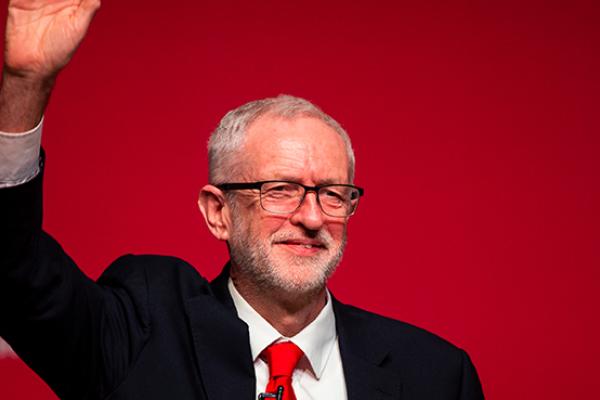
[207, 94, 355, 184]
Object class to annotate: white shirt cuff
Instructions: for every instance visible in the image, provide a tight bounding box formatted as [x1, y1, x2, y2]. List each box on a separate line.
[0, 118, 43, 188]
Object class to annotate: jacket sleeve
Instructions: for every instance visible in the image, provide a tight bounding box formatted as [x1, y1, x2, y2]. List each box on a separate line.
[458, 349, 485, 399]
[0, 152, 149, 400]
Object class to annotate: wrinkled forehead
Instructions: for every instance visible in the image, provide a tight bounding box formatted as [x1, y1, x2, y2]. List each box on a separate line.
[240, 114, 350, 183]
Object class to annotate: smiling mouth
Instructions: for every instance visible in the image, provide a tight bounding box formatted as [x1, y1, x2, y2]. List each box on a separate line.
[277, 240, 325, 248]
[274, 240, 327, 254]
[291, 244, 321, 249]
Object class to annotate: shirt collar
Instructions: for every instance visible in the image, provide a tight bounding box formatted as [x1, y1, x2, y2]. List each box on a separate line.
[227, 278, 337, 379]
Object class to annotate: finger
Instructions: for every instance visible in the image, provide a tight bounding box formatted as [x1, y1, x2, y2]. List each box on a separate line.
[76, 0, 101, 21]
[73, 0, 101, 35]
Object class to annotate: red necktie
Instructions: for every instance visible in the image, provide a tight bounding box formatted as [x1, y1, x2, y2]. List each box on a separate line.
[263, 341, 304, 400]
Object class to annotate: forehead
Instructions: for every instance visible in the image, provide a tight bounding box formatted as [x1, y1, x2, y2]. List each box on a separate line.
[242, 114, 350, 183]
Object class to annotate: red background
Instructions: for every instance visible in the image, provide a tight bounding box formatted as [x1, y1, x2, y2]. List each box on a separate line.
[1, 0, 599, 398]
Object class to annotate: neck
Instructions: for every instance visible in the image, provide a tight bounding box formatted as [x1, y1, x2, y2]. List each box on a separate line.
[230, 268, 327, 337]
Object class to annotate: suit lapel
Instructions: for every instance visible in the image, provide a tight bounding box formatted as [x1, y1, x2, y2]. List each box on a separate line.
[333, 297, 403, 400]
[185, 266, 402, 400]
[185, 265, 255, 400]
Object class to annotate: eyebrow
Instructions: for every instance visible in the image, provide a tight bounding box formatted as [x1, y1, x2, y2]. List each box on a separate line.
[269, 176, 344, 185]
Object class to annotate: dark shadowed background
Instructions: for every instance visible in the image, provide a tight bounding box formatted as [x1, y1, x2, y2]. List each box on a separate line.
[1, 0, 599, 398]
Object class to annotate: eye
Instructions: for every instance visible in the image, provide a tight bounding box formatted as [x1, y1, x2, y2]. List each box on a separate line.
[262, 182, 299, 199]
[324, 189, 343, 199]
[321, 188, 346, 206]
[320, 186, 360, 208]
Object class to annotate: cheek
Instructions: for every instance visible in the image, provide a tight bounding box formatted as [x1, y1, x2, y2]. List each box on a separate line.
[257, 214, 290, 238]
[325, 221, 347, 241]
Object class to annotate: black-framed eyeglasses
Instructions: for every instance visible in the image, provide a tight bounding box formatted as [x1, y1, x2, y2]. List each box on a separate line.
[216, 180, 365, 218]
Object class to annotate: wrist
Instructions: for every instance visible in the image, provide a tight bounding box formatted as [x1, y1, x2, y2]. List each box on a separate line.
[0, 70, 55, 133]
[1, 69, 56, 92]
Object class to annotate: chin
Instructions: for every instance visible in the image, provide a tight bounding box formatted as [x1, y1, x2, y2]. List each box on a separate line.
[267, 255, 337, 294]
[272, 273, 327, 294]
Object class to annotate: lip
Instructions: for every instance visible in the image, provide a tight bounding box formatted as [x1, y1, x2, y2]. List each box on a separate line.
[274, 240, 326, 256]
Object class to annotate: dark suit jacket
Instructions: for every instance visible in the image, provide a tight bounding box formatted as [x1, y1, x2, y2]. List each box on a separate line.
[0, 158, 484, 400]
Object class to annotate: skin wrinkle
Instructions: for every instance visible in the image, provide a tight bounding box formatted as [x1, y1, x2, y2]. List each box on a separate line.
[222, 115, 351, 336]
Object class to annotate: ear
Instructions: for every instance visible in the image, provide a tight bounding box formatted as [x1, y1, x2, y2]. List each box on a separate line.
[198, 185, 231, 241]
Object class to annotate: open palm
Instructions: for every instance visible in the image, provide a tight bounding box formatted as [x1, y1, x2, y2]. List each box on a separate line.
[5, 0, 100, 79]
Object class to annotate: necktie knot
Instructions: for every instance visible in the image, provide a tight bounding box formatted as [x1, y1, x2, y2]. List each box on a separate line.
[264, 341, 303, 379]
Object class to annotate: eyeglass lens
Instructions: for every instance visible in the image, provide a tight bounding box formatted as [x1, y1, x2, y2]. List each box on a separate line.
[260, 182, 359, 217]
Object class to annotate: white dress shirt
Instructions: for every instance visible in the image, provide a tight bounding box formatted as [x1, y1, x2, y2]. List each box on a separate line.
[0, 119, 42, 188]
[228, 279, 348, 399]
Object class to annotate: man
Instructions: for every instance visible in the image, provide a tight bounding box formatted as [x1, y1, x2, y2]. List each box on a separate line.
[0, 1, 484, 399]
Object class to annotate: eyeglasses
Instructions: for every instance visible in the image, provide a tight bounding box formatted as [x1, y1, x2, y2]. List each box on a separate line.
[216, 180, 365, 218]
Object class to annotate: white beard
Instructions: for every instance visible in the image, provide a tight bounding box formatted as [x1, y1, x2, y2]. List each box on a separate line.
[228, 216, 347, 295]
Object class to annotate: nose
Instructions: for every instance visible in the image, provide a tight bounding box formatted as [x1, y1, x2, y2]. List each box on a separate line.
[289, 191, 325, 231]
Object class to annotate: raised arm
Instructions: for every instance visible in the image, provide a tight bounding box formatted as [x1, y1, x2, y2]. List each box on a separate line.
[0, 3, 156, 398]
[0, 0, 100, 132]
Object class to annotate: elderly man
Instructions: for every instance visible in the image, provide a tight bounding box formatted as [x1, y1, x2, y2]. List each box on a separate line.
[0, 1, 483, 399]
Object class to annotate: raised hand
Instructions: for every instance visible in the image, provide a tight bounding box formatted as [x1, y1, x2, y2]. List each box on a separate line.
[5, 0, 101, 80]
[0, 0, 100, 131]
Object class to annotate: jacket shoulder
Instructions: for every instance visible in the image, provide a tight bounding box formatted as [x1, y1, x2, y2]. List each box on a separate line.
[99, 254, 208, 284]
[334, 300, 468, 366]
[334, 300, 484, 398]
[97, 254, 211, 320]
